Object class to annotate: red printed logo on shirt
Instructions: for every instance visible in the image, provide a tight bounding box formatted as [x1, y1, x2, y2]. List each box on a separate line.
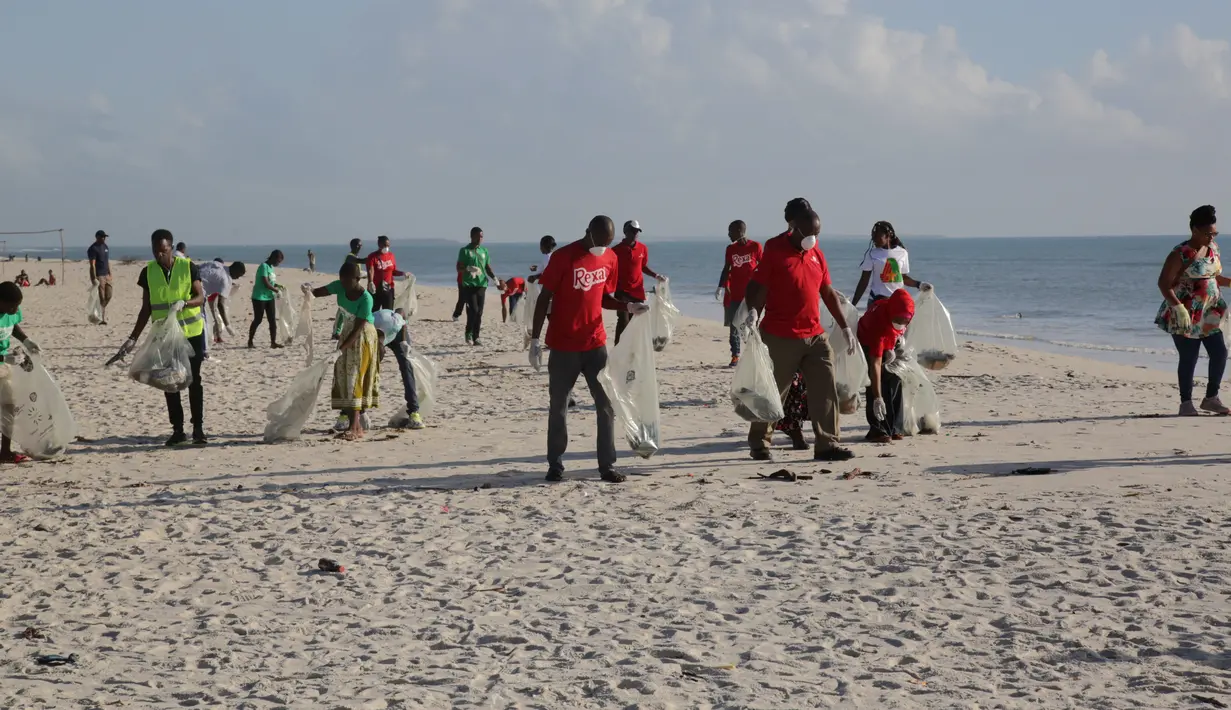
[731, 253, 756, 268]
[573, 266, 609, 292]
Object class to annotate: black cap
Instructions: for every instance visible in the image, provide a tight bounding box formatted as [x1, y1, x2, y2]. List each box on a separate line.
[95, 230, 108, 239]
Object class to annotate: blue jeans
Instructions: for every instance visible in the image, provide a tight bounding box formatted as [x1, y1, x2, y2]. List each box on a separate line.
[1172, 333, 1227, 402]
[388, 331, 419, 414]
[723, 302, 742, 357]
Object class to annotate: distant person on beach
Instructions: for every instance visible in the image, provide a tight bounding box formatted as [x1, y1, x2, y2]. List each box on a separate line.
[501, 277, 526, 322]
[0, 282, 42, 463]
[366, 235, 404, 312]
[530, 215, 645, 483]
[612, 220, 666, 345]
[175, 242, 187, 259]
[527, 235, 557, 284]
[716, 219, 761, 367]
[308, 250, 316, 272]
[457, 227, 504, 346]
[1156, 205, 1230, 416]
[334, 238, 366, 340]
[743, 198, 855, 463]
[87, 230, 113, 324]
[851, 221, 930, 307]
[306, 262, 380, 441]
[14, 271, 29, 287]
[116, 230, 208, 446]
[36, 270, 55, 287]
[198, 261, 246, 354]
[248, 250, 286, 349]
[372, 307, 424, 430]
[858, 289, 915, 442]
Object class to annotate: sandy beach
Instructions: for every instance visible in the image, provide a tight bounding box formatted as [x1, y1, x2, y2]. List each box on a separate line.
[1, 261, 1229, 709]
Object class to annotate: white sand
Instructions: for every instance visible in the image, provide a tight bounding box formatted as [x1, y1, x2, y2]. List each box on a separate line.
[2, 261, 1230, 709]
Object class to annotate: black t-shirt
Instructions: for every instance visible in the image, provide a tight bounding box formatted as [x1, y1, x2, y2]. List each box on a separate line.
[137, 261, 202, 293]
[87, 242, 110, 277]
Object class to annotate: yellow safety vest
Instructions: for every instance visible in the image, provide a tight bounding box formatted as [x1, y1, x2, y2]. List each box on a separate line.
[146, 257, 204, 338]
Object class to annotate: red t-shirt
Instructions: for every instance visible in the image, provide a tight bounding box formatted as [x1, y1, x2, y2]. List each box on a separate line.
[540, 241, 618, 352]
[857, 289, 915, 358]
[750, 233, 832, 340]
[723, 240, 763, 306]
[612, 240, 649, 301]
[366, 250, 397, 286]
[501, 277, 526, 302]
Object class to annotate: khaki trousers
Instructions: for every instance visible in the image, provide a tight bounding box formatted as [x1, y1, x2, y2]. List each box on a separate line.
[748, 331, 840, 453]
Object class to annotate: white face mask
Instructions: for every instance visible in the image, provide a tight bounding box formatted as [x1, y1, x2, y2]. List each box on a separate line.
[380, 247, 390, 254]
[589, 246, 608, 257]
[800, 235, 817, 251]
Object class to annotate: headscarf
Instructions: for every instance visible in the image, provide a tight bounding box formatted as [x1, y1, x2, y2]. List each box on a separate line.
[858, 289, 916, 351]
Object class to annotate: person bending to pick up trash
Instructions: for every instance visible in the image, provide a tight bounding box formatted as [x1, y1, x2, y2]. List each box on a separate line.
[305, 262, 380, 441]
[612, 219, 666, 346]
[716, 219, 761, 367]
[1156, 205, 1230, 417]
[858, 289, 915, 442]
[197, 260, 246, 355]
[742, 198, 856, 463]
[113, 229, 208, 446]
[501, 277, 525, 323]
[0, 281, 42, 463]
[372, 307, 424, 430]
[529, 216, 646, 484]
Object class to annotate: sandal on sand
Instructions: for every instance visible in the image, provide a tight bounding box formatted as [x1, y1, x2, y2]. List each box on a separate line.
[0, 453, 31, 464]
[334, 431, 363, 442]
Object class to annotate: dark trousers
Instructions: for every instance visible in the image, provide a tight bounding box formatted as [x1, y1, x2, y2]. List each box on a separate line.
[167, 334, 205, 434]
[463, 286, 486, 340]
[388, 333, 419, 414]
[613, 294, 644, 345]
[548, 347, 616, 475]
[1173, 333, 1227, 402]
[723, 302, 742, 357]
[452, 284, 465, 319]
[862, 344, 904, 437]
[248, 298, 276, 345]
[749, 332, 840, 454]
[373, 284, 394, 311]
[506, 293, 522, 319]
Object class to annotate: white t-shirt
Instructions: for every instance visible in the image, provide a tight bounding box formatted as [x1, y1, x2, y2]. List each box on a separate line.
[371, 309, 405, 345]
[859, 246, 910, 299]
[197, 261, 233, 298]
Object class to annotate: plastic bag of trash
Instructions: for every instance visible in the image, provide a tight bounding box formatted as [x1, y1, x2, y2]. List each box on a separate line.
[263, 356, 332, 443]
[394, 275, 419, 319]
[0, 355, 76, 459]
[729, 304, 785, 423]
[128, 310, 195, 392]
[821, 291, 870, 411]
[274, 292, 297, 347]
[294, 291, 315, 357]
[886, 346, 942, 435]
[387, 349, 441, 427]
[904, 289, 958, 371]
[600, 311, 661, 458]
[649, 281, 681, 352]
[1221, 308, 1231, 350]
[521, 282, 540, 350]
[86, 284, 104, 325]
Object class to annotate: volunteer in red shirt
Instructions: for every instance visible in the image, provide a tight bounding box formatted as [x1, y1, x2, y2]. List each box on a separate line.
[857, 289, 915, 443]
[744, 197, 857, 463]
[530, 215, 648, 484]
[716, 219, 762, 367]
[612, 219, 667, 345]
[366, 235, 404, 311]
[500, 276, 526, 322]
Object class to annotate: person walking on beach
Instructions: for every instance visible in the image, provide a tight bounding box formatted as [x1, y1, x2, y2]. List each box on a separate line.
[743, 198, 856, 463]
[306, 262, 380, 440]
[87, 230, 112, 325]
[1156, 205, 1230, 416]
[308, 250, 316, 272]
[457, 227, 504, 346]
[115, 230, 208, 446]
[858, 289, 915, 442]
[716, 219, 761, 367]
[333, 238, 366, 340]
[501, 276, 526, 322]
[372, 307, 425, 430]
[248, 250, 286, 349]
[527, 235, 558, 284]
[0, 281, 43, 463]
[529, 216, 646, 483]
[851, 221, 930, 307]
[612, 220, 666, 345]
[366, 235, 403, 312]
[198, 260, 246, 353]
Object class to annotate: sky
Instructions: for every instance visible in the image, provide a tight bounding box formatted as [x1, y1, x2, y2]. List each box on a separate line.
[0, 0, 1228, 245]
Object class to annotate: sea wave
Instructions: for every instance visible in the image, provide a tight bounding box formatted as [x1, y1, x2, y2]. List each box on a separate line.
[957, 329, 1169, 356]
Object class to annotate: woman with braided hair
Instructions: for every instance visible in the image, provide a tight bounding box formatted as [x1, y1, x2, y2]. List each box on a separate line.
[851, 221, 931, 308]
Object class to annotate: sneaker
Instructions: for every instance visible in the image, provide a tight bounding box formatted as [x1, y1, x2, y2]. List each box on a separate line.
[750, 448, 774, 462]
[333, 415, 349, 432]
[465, 333, 473, 345]
[864, 433, 892, 444]
[600, 470, 627, 483]
[453, 315, 460, 323]
[271, 343, 284, 349]
[728, 356, 740, 368]
[545, 469, 564, 482]
[191, 430, 208, 446]
[472, 339, 482, 347]
[165, 431, 189, 447]
[1179, 401, 1201, 417]
[815, 447, 855, 462]
[408, 412, 425, 430]
[1201, 397, 1230, 415]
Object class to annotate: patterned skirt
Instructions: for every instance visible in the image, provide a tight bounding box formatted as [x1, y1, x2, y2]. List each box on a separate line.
[774, 372, 809, 434]
[331, 320, 380, 411]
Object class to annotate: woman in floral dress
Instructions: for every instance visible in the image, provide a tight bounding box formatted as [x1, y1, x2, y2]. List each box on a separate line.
[1156, 205, 1229, 416]
[774, 374, 810, 450]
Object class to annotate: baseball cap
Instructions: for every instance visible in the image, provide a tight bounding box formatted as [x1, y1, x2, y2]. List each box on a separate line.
[95, 230, 108, 238]
[624, 220, 642, 232]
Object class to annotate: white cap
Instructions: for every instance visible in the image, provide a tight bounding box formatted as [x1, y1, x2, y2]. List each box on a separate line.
[624, 220, 642, 232]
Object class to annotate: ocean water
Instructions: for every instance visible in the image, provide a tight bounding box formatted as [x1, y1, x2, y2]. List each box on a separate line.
[94, 235, 1189, 369]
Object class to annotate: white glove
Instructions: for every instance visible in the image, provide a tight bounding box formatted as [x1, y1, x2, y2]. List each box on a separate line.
[842, 327, 856, 356]
[714, 287, 724, 302]
[656, 274, 668, 283]
[873, 398, 887, 421]
[919, 282, 934, 292]
[743, 308, 760, 329]
[627, 302, 650, 316]
[366, 282, 376, 294]
[170, 301, 186, 314]
[883, 348, 896, 365]
[301, 283, 314, 294]
[123, 337, 137, 352]
[529, 338, 543, 372]
[20, 338, 40, 356]
[1171, 303, 1194, 331]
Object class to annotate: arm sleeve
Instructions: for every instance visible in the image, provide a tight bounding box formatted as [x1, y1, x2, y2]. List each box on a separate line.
[325, 280, 343, 296]
[898, 251, 910, 275]
[356, 293, 374, 321]
[859, 250, 874, 271]
[541, 251, 565, 293]
[137, 270, 148, 289]
[605, 256, 618, 295]
[818, 254, 832, 289]
[189, 263, 201, 283]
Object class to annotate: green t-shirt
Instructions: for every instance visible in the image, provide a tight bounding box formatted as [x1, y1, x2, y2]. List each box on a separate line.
[458, 245, 491, 288]
[326, 280, 374, 322]
[0, 308, 22, 357]
[252, 262, 277, 301]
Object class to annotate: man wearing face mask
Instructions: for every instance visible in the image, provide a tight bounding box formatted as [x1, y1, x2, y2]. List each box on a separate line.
[612, 219, 666, 345]
[366, 235, 404, 312]
[716, 219, 762, 368]
[529, 216, 646, 484]
[743, 198, 856, 463]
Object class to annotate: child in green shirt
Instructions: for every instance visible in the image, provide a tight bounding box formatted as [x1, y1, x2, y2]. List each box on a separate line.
[0, 282, 42, 463]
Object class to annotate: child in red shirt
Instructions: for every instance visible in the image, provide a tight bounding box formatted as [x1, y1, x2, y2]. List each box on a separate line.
[856, 289, 915, 442]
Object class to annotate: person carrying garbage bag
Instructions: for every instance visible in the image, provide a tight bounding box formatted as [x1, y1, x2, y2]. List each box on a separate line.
[742, 198, 856, 463]
[857, 289, 915, 443]
[529, 215, 648, 484]
[0, 281, 46, 463]
[111, 229, 208, 447]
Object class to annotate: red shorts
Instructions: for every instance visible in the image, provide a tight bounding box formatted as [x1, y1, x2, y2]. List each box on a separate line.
[207, 294, 220, 304]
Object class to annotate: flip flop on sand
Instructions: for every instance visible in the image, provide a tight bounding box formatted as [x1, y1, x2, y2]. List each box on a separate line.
[0, 453, 32, 465]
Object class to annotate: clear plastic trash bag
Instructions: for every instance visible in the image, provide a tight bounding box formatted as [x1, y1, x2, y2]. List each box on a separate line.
[600, 311, 661, 458]
[274, 292, 297, 347]
[521, 282, 540, 350]
[129, 312, 195, 393]
[886, 346, 942, 435]
[394, 275, 419, 319]
[263, 356, 332, 443]
[821, 291, 870, 414]
[650, 281, 681, 352]
[0, 354, 76, 459]
[1221, 308, 1231, 351]
[387, 348, 441, 427]
[294, 291, 315, 353]
[86, 284, 104, 325]
[904, 289, 958, 371]
[729, 304, 785, 423]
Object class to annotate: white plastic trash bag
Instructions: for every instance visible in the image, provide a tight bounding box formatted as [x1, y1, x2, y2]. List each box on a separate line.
[821, 291, 870, 415]
[886, 346, 941, 435]
[0, 355, 76, 459]
[388, 349, 441, 426]
[263, 357, 332, 443]
[521, 282, 540, 350]
[600, 312, 661, 458]
[129, 311, 194, 392]
[294, 291, 314, 352]
[649, 281, 681, 352]
[1221, 308, 1231, 350]
[394, 275, 419, 319]
[274, 292, 297, 347]
[904, 289, 958, 371]
[729, 305, 785, 423]
[86, 284, 104, 325]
